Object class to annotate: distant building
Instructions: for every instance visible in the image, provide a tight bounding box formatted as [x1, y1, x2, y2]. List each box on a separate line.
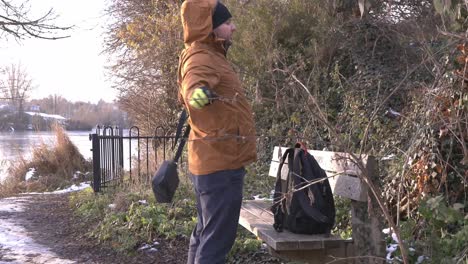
[24, 111, 68, 130]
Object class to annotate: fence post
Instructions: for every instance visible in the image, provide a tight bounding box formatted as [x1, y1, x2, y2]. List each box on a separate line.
[90, 133, 101, 192]
[119, 127, 124, 182]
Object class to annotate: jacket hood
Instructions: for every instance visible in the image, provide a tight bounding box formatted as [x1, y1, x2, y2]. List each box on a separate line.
[181, 0, 218, 47]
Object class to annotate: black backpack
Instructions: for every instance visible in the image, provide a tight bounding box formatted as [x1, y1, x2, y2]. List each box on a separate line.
[271, 144, 336, 234]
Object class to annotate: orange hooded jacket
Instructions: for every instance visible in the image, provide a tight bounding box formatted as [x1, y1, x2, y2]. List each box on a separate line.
[178, 0, 257, 175]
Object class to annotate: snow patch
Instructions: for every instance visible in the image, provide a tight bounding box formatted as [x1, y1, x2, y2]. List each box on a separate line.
[0, 197, 29, 213]
[50, 182, 91, 194]
[24, 182, 91, 195]
[253, 194, 271, 201]
[0, 197, 76, 263]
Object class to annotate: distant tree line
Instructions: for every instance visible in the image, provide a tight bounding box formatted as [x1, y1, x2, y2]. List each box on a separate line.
[0, 95, 130, 131]
[28, 96, 131, 130]
[0, 63, 129, 131]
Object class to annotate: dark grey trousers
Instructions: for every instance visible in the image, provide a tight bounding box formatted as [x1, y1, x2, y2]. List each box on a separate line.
[187, 167, 246, 264]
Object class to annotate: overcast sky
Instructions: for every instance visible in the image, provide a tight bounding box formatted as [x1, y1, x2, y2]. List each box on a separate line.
[0, 0, 117, 103]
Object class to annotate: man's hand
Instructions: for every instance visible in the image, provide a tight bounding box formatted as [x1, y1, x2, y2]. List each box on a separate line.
[189, 87, 216, 109]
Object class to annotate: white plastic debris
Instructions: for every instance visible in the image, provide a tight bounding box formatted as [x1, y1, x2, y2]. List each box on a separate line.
[381, 154, 396, 161]
[138, 200, 148, 205]
[138, 243, 151, 251]
[25, 168, 36, 181]
[386, 244, 399, 261]
[138, 242, 159, 253]
[108, 204, 116, 209]
[73, 171, 91, 180]
[386, 107, 402, 117]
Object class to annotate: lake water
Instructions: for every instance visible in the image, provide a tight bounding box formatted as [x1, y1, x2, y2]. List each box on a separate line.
[0, 131, 93, 182]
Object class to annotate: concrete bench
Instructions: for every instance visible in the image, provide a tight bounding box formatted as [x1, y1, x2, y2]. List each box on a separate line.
[239, 146, 385, 263]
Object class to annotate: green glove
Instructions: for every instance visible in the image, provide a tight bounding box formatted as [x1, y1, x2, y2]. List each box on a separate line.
[189, 87, 216, 109]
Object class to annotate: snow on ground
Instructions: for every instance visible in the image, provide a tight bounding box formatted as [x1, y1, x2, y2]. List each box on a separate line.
[24, 182, 91, 195]
[253, 194, 272, 201]
[0, 182, 91, 264]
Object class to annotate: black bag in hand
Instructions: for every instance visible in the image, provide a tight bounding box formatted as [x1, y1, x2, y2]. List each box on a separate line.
[152, 110, 190, 203]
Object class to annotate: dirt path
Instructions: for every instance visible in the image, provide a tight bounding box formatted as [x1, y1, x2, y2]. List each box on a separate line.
[0, 192, 282, 264]
[0, 193, 187, 264]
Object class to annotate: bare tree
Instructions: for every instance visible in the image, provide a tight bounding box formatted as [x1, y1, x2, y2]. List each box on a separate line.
[104, 0, 182, 133]
[0, 63, 34, 115]
[0, 0, 71, 40]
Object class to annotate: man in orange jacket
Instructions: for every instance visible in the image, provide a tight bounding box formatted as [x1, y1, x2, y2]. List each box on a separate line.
[178, 0, 257, 263]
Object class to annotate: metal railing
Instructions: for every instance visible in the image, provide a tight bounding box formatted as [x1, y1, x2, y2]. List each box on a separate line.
[89, 125, 180, 192]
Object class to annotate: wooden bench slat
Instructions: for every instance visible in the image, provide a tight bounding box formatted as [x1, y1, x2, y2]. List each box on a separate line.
[241, 199, 274, 225]
[271, 147, 373, 175]
[239, 200, 350, 251]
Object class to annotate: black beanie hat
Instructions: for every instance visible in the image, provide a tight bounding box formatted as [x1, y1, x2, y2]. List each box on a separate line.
[212, 2, 232, 29]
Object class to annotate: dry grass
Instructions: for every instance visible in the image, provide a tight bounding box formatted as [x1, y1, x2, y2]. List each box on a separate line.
[0, 159, 26, 197]
[0, 124, 91, 198]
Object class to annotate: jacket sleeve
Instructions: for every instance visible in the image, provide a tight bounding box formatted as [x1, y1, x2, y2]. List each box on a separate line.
[179, 53, 220, 109]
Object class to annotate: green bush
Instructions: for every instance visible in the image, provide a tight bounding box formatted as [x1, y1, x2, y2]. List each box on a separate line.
[418, 196, 467, 263]
[70, 187, 110, 223]
[71, 182, 197, 252]
[390, 196, 467, 263]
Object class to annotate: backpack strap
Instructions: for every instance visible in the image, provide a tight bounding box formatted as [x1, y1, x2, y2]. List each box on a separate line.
[291, 148, 330, 223]
[272, 148, 293, 232]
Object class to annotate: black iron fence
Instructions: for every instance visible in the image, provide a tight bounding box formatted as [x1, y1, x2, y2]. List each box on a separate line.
[89, 123, 296, 193]
[89, 125, 181, 192]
